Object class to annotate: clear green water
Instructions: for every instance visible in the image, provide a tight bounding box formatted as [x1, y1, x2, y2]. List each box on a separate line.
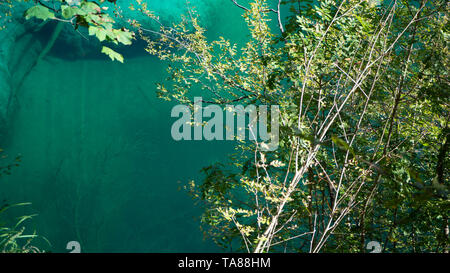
[0, 0, 251, 252]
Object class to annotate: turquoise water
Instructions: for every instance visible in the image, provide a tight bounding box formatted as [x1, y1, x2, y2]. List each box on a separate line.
[0, 0, 252, 252]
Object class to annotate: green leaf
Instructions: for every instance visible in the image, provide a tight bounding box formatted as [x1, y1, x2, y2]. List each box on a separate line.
[61, 5, 79, 19]
[81, 1, 101, 13]
[331, 135, 355, 156]
[114, 29, 133, 45]
[101, 46, 124, 63]
[24, 6, 55, 21]
[88, 26, 106, 42]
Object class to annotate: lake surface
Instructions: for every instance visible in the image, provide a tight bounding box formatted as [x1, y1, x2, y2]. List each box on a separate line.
[0, 0, 251, 252]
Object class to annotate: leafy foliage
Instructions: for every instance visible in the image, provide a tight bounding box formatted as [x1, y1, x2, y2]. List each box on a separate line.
[136, 0, 448, 252]
[22, 0, 135, 61]
[24, 5, 55, 20]
[0, 150, 45, 253]
[0, 0, 13, 31]
[101, 45, 123, 62]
